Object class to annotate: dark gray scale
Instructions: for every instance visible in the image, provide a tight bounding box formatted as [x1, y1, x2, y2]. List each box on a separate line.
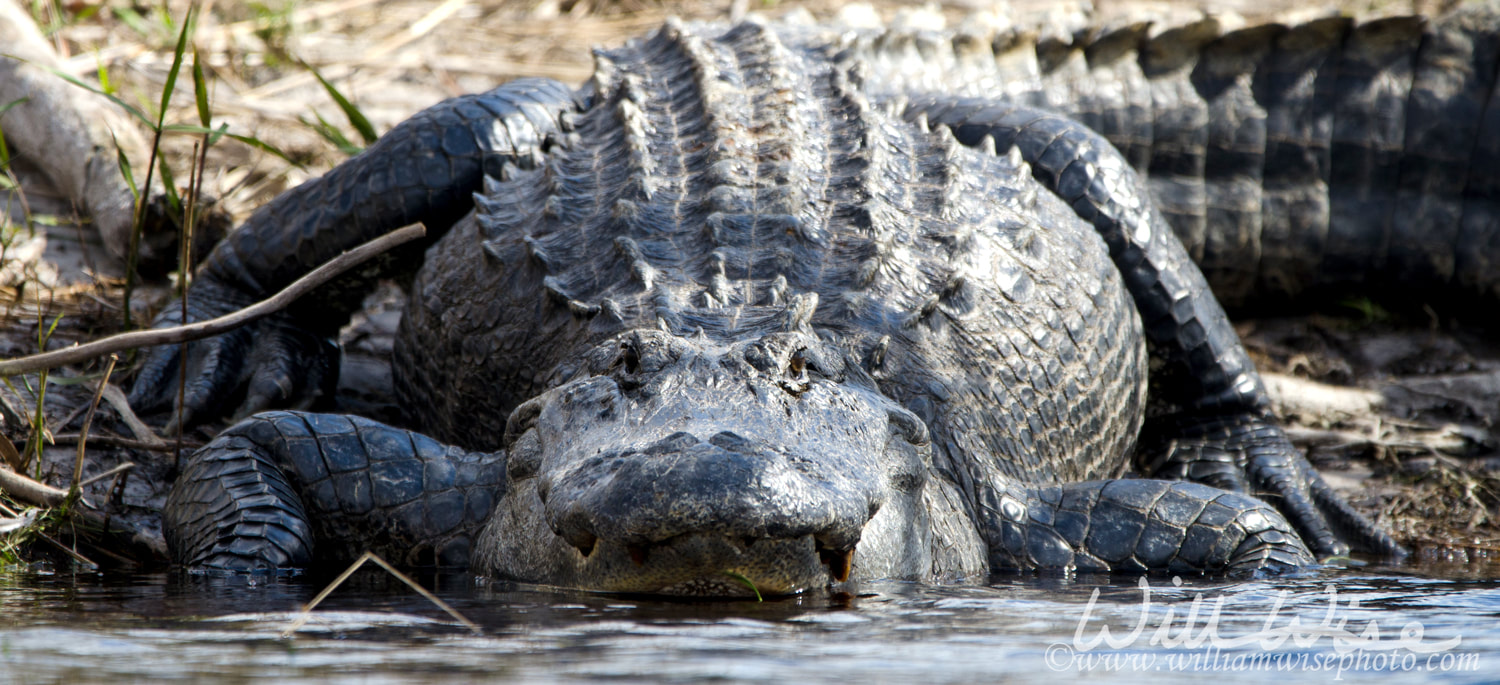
[1390, 4, 1500, 287]
[406, 18, 1147, 492]
[1073, 23, 1156, 173]
[1321, 16, 1424, 286]
[130, 78, 578, 426]
[1455, 62, 1500, 300]
[1140, 19, 1221, 264]
[166, 411, 505, 569]
[1252, 17, 1349, 300]
[1190, 24, 1281, 306]
[905, 95, 1385, 559]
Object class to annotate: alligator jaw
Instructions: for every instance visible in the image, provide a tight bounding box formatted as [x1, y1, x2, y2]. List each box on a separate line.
[566, 533, 841, 597]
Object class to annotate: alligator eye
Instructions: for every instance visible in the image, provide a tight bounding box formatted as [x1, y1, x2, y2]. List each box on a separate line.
[780, 348, 811, 396]
[788, 349, 808, 382]
[622, 342, 641, 374]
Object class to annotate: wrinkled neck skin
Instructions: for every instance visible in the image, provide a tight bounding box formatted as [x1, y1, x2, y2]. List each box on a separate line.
[473, 327, 986, 596]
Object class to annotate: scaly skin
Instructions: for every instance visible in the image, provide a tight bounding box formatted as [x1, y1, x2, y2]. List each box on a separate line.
[131, 8, 1500, 592]
[842, 2, 1500, 308]
[166, 411, 503, 569]
[903, 98, 1398, 558]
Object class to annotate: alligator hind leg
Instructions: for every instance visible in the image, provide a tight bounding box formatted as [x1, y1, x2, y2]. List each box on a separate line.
[906, 96, 1405, 561]
[165, 411, 505, 570]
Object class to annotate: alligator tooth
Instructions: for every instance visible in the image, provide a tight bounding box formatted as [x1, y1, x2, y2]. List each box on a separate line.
[819, 547, 854, 583]
[627, 544, 649, 566]
[570, 532, 597, 558]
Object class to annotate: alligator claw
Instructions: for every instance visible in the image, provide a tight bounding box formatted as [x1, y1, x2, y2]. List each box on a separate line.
[129, 286, 339, 429]
[1138, 412, 1402, 559]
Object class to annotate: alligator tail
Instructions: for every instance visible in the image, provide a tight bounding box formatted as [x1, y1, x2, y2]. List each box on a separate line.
[845, 3, 1500, 310]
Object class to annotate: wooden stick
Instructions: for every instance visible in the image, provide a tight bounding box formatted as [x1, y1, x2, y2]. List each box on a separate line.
[282, 551, 481, 637]
[0, 465, 67, 508]
[46, 434, 196, 452]
[79, 462, 135, 488]
[71, 354, 118, 498]
[0, 223, 426, 376]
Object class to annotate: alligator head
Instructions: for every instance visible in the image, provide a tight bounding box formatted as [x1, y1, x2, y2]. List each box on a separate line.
[475, 327, 949, 596]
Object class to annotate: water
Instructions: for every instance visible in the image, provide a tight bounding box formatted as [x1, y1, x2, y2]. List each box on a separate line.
[3, 562, 1498, 683]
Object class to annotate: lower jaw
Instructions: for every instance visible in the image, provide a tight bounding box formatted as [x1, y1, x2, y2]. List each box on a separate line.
[580, 534, 832, 597]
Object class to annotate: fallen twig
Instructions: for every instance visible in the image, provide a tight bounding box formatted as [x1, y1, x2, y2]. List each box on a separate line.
[0, 464, 67, 508]
[78, 462, 134, 489]
[0, 469, 165, 562]
[0, 223, 426, 376]
[96, 383, 167, 447]
[71, 354, 118, 499]
[45, 434, 196, 453]
[0, 500, 96, 568]
[282, 550, 480, 637]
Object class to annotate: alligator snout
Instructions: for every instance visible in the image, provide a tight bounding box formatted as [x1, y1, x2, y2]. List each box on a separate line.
[538, 426, 879, 582]
[480, 333, 933, 594]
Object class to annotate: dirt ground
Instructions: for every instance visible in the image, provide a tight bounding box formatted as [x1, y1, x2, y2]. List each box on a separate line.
[1, 0, 1496, 571]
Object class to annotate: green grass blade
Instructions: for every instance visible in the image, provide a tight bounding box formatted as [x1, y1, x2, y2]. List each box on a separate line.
[9, 59, 154, 128]
[161, 124, 299, 166]
[302, 112, 361, 156]
[0, 99, 18, 167]
[302, 59, 377, 146]
[0, 97, 27, 120]
[71, 3, 100, 22]
[25, 214, 65, 227]
[95, 56, 114, 96]
[156, 4, 197, 127]
[111, 132, 139, 200]
[156, 157, 181, 213]
[42, 312, 62, 343]
[192, 47, 210, 128]
[722, 571, 764, 602]
[108, 4, 151, 38]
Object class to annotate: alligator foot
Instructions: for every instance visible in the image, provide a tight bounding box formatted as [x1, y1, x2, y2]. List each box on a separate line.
[128, 281, 340, 430]
[1138, 412, 1407, 559]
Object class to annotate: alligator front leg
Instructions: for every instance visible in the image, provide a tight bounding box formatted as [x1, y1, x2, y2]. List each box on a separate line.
[989, 480, 1313, 574]
[908, 97, 1404, 560]
[165, 411, 504, 569]
[131, 79, 580, 427]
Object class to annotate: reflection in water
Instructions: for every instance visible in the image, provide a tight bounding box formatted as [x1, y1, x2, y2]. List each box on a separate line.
[1, 564, 1498, 683]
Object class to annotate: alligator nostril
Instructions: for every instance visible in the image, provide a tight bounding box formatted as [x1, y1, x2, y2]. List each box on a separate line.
[644, 431, 700, 454]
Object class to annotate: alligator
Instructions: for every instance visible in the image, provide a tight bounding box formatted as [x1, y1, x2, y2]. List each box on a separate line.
[130, 4, 1500, 596]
